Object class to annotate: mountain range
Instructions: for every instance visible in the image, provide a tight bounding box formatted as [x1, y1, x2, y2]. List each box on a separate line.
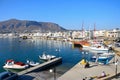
[0, 19, 66, 33]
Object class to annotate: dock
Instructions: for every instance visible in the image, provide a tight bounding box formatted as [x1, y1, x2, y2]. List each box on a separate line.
[18, 57, 62, 75]
[5, 57, 62, 80]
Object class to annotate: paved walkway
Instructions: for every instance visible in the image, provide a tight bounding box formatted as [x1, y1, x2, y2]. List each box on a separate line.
[17, 70, 62, 80]
[58, 55, 120, 80]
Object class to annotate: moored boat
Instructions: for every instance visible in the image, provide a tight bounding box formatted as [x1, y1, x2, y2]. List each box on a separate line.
[39, 53, 56, 61]
[99, 52, 115, 56]
[92, 56, 108, 60]
[26, 60, 39, 67]
[3, 59, 29, 70]
[89, 39, 110, 52]
[73, 40, 90, 49]
[91, 54, 114, 64]
[89, 46, 108, 51]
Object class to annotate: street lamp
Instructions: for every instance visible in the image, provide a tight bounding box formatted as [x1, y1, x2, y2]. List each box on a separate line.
[49, 65, 56, 80]
[115, 59, 118, 77]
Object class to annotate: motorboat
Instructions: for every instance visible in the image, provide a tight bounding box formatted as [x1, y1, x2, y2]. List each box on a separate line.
[89, 43, 109, 52]
[92, 56, 108, 60]
[39, 53, 56, 61]
[90, 46, 108, 51]
[26, 60, 39, 67]
[3, 59, 29, 70]
[89, 40, 109, 52]
[91, 55, 113, 64]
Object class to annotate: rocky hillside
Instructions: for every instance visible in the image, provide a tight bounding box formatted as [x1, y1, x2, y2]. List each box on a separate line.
[0, 19, 66, 33]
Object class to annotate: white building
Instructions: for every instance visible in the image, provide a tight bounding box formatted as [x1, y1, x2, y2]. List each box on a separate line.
[106, 29, 118, 38]
[91, 30, 105, 39]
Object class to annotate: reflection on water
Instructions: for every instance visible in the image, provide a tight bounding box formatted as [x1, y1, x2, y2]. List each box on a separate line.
[0, 38, 85, 73]
[0, 38, 114, 74]
[0, 38, 114, 76]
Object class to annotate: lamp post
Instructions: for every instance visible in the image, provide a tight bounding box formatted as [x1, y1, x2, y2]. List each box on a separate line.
[49, 65, 56, 80]
[53, 66, 56, 80]
[115, 59, 118, 77]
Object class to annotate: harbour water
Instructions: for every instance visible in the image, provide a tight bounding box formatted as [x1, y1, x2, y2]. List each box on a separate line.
[0, 38, 93, 73]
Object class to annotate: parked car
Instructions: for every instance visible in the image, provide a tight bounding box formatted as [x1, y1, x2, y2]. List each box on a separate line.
[0, 71, 18, 80]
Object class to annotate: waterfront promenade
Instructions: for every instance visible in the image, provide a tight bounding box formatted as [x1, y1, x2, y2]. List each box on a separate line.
[58, 55, 120, 80]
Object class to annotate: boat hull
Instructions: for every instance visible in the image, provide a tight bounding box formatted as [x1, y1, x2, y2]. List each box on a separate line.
[39, 54, 56, 61]
[3, 64, 28, 70]
[90, 47, 108, 51]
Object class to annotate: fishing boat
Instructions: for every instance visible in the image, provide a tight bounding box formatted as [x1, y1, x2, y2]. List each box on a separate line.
[92, 56, 108, 60]
[39, 53, 56, 61]
[91, 54, 113, 64]
[90, 46, 108, 51]
[89, 42, 109, 52]
[26, 60, 39, 67]
[3, 59, 29, 70]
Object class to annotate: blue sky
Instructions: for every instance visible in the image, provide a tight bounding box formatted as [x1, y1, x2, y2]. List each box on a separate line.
[0, 0, 120, 30]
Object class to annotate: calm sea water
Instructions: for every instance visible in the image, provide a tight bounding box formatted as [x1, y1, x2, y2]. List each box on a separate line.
[0, 38, 93, 73]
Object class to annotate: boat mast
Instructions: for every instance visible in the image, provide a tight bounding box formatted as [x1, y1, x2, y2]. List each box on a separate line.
[92, 23, 97, 45]
[94, 23, 96, 40]
[88, 25, 90, 40]
[82, 21, 84, 39]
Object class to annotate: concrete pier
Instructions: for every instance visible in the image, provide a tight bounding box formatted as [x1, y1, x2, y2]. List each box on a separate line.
[18, 57, 62, 75]
[58, 56, 120, 80]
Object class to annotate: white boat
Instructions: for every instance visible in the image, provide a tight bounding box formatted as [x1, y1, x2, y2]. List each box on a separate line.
[3, 59, 29, 70]
[99, 52, 115, 56]
[39, 53, 56, 61]
[89, 44, 109, 52]
[91, 55, 111, 64]
[91, 52, 114, 62]
[26, 60, 39, 67]
[89, 40, 109, 52]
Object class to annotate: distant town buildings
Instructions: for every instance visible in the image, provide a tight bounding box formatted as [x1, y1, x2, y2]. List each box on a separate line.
[0, 28, 120, 41]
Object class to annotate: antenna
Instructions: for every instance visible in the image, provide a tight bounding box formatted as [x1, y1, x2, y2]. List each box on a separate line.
[82, 21, 84, 38]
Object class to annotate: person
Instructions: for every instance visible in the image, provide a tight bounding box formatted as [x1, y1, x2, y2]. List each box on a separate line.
[97, 71, 106, 79]
[85, 62, 90, 68]
[101, 71, 106, 77]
